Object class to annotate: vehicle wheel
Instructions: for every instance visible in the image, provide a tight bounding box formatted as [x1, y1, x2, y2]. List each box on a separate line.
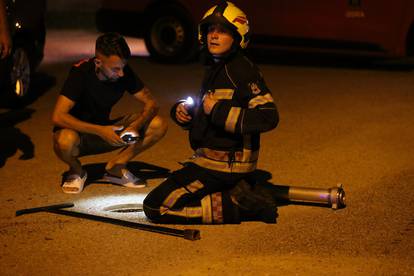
[8, 47, 31, 101]
[144, 7, 197, 63]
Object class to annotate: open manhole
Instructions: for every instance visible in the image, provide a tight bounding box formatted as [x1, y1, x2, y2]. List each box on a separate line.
[103, 204, 144, 213]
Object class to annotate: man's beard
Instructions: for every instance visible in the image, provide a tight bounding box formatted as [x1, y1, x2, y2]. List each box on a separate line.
[97, 68, 119, 82]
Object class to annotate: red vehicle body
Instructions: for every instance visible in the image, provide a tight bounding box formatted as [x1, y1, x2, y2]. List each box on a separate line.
[96, 0, 414, 63]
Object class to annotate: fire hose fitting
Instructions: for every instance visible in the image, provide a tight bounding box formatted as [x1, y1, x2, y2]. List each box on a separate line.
[272, 183, 346, 210]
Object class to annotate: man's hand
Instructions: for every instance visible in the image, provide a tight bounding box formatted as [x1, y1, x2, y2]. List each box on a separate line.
[98, 125, 126, 146]
[176, 102, 192, 123]
[0, 31, 11, 59]
[203, 92, 218, 115]
[0, 0, 12, 59]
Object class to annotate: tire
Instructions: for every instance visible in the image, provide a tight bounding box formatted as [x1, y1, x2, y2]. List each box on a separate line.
[4, 47, 31, 105]
[3, 29, 45, 107]
[144, 7, 197, 63]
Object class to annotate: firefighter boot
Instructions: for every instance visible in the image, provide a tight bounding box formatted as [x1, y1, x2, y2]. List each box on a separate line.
[229, 179, 278, 223]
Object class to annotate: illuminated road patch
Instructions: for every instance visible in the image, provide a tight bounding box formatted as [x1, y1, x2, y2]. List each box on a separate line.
[71, 193, 148, 223]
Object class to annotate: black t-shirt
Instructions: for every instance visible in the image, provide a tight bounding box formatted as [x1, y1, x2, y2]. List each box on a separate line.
[60, 58, 144, 125]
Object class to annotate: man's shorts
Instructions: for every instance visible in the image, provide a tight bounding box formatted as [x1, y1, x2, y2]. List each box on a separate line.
[57, 113, 149, 157]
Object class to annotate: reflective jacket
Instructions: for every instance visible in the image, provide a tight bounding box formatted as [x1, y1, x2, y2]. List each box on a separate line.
[171, 51, 279, 173]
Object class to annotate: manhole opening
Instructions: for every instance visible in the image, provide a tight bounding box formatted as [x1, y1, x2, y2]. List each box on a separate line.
[103, 203, 143, 213]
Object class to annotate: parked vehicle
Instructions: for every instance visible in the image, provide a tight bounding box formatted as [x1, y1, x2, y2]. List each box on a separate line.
[0, 0, 46, 105]
[96, 0, 414, 63]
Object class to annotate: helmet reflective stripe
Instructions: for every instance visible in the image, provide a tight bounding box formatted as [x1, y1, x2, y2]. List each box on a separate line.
[198, 1, 250, 49]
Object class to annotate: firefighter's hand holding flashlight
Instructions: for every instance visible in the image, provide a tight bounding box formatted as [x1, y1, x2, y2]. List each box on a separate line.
[176, 96, 194, 123]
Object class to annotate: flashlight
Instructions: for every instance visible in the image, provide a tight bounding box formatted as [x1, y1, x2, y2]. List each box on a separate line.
[185, 96, 194, 106]
[115, 127, 139, 144]
[120, 131, 139, 144]
[184, 96, 195, 116]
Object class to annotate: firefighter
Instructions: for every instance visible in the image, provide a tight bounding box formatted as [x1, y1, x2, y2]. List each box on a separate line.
[143, 1, 279, 224]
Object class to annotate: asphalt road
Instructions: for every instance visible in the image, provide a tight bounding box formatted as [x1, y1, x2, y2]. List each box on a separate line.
[1, 30, 414, 275]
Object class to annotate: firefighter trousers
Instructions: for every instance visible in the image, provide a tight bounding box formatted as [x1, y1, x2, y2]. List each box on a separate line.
[143, 163, 248, 224]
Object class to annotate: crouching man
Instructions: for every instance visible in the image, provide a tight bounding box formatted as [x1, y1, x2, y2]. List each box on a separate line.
[52, 32, 167, 193]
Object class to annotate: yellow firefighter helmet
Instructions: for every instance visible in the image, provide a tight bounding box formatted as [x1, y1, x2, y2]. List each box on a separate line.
[198, 1, 250, 49]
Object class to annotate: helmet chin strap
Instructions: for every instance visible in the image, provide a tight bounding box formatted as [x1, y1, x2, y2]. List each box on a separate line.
[205, 40, 240, 64]
[218, 40, 240, 56]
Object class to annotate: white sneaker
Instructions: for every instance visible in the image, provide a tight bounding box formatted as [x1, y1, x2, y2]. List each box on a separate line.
[62, 172, 87, 194]
[103, 169, 146, 188]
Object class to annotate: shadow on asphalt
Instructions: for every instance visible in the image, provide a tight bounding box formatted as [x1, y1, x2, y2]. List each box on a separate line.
[0, 108, 35, 168]
[76, 161, 171, 186]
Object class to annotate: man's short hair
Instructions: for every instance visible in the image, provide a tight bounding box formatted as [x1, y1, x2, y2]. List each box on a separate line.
[95, 32, 131, 60]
